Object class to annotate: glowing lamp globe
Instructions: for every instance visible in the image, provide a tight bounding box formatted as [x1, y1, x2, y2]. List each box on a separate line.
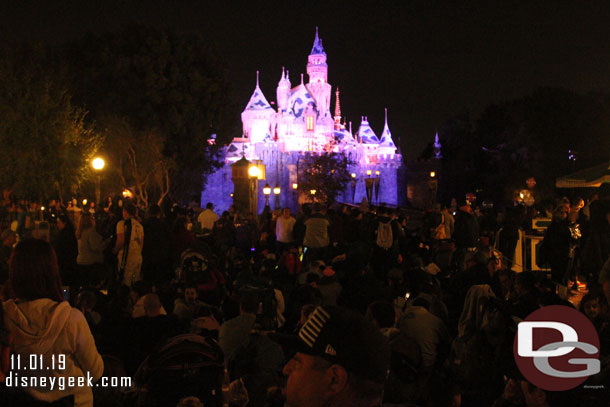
[273, 186, 281, 195]
[248, 166, 260, 178]
[292, 183, 298, 190]
[92, 157, 105, 171]
[263, 184, 271, 195]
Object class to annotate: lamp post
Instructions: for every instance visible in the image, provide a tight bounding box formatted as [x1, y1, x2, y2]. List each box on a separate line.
[263, 183, 271, 208]
[310, 189, 317, 202]
[373, 170, 381, 204]
[273, 185, 281, 209]
[365, 170, 374, 205]
[428, 171, 438, 208]
[350, 173, 357, 203]
[92, 157, 105, 206]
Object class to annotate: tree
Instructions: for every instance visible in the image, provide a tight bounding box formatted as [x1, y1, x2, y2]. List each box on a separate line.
[297, 153, 353, 204]
[0, 45, 102, 201]
[101, 116, 173, 207]
[62, 25, 237, 202]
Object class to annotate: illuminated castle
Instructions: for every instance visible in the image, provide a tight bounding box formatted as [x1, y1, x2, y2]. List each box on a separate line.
[202, 28, 405, 212]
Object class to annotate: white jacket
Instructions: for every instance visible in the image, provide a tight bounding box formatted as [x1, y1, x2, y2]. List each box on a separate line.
[3, 298, 104, 407]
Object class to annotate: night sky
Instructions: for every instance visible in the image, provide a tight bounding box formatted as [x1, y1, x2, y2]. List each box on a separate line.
[2, 1, 610, 159]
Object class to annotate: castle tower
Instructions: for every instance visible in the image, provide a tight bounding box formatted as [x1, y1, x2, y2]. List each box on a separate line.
[306, 27, 332, 119]
[276, 67, 291, 112]
[241, 71, 276, 144]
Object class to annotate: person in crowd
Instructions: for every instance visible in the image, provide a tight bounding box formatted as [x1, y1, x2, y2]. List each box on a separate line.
[219, 291, 259, 360]
[3, 239, 103, 406]
[303, 203, 330, 264]
[142, 204, 171, 283]
[53, 214, 78, 285]
[397, 296, 450, 372]
[282, 305, 391, 407]
[582, 202, 610, 286]
[127, 293, 180, 375]
[174, 283, 208, 321]
[170, 216, 195, 266]
[197, 202, 218, 233]
[113, 203, 144, 287]
[76, 212, 106, 286]
[0, 230, 16, 284]
[441, 205, 455, 239]
[317, 266, 342, 306]
[540, 203, 575, 284]
[453, 202, 479, 271]
[276, 207, 296, 252]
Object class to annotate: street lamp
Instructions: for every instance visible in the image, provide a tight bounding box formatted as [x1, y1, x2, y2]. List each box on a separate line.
[310, 189, 317, 202]
[292, 183, 298, 190]
[248, 166, 260, 178]
[263, 183, 271, 208]
[91, 157, 105, 206]
[273, 185, 281, 209]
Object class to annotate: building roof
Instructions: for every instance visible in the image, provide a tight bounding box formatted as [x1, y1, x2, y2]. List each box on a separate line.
[379, 109, 396, 148]
[243, 86, 274, 113]
[334, 129, 357, 145]
[357, 117, 380, 144]
[290, 83, 316, 118]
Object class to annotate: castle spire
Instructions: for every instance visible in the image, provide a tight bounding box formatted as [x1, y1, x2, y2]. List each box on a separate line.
[256, 70, 260, 88]
[334, 87, 342, 129]
[434, 131, 442, 159]
[311, 26, 325, 55]
[300, 73, 304, 85]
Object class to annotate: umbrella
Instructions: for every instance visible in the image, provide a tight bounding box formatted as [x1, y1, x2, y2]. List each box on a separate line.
[555, 161, 610, 188]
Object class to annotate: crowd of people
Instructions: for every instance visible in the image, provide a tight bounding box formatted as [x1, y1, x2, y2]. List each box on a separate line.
[0, 193, 609, 407]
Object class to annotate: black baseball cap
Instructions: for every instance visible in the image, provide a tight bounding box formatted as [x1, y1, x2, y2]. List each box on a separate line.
[297, 306, 390, 383]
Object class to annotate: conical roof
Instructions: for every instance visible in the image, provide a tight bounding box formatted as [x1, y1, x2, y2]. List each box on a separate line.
[310, 27, 326, 55]
[243, 71, 274, 113]
[357, 117, 379, 144]
[379, 109, 396, 148]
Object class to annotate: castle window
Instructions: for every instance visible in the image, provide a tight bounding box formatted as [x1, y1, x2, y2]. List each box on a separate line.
[306, 115, 314, 131]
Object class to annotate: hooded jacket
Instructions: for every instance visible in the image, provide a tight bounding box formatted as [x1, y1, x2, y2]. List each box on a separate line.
[3, 298, 104, 407]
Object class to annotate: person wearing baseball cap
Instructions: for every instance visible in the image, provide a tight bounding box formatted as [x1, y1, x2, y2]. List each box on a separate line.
[282, 305, 391, 407]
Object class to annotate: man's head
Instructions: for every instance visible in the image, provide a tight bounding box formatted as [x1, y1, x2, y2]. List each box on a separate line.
[143, 293, 162, 317]
[206, 202, 214, 210]
[184, 284, 198, 304]
[123, 203, 136, 219]
[283, 306, 390, 407]
[283, 207, 291, 218]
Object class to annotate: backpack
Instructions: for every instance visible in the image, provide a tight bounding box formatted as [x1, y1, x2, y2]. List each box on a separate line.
[133, 334, 224, 407]
[376, 221, 394, 250]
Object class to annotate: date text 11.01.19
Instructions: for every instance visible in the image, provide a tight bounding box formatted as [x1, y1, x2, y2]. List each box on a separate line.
[10, 354, 66, 371]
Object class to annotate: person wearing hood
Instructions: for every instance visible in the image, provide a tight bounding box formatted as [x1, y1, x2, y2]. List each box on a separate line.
[3, 239, 103, 407]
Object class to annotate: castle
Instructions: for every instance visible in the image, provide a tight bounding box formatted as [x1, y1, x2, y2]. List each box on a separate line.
[201, 28, 406, 212]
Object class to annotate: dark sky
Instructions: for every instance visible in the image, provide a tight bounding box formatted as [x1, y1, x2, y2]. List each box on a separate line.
[2, 1, 610, 159]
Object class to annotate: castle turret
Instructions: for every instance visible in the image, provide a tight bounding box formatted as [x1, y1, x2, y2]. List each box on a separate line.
[241, 71, 276, 144]
[276, 67, 291, 112]
[378, 108, 397, 155]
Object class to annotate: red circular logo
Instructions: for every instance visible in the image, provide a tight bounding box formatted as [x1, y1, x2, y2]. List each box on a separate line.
[513, 305, 600, 391]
